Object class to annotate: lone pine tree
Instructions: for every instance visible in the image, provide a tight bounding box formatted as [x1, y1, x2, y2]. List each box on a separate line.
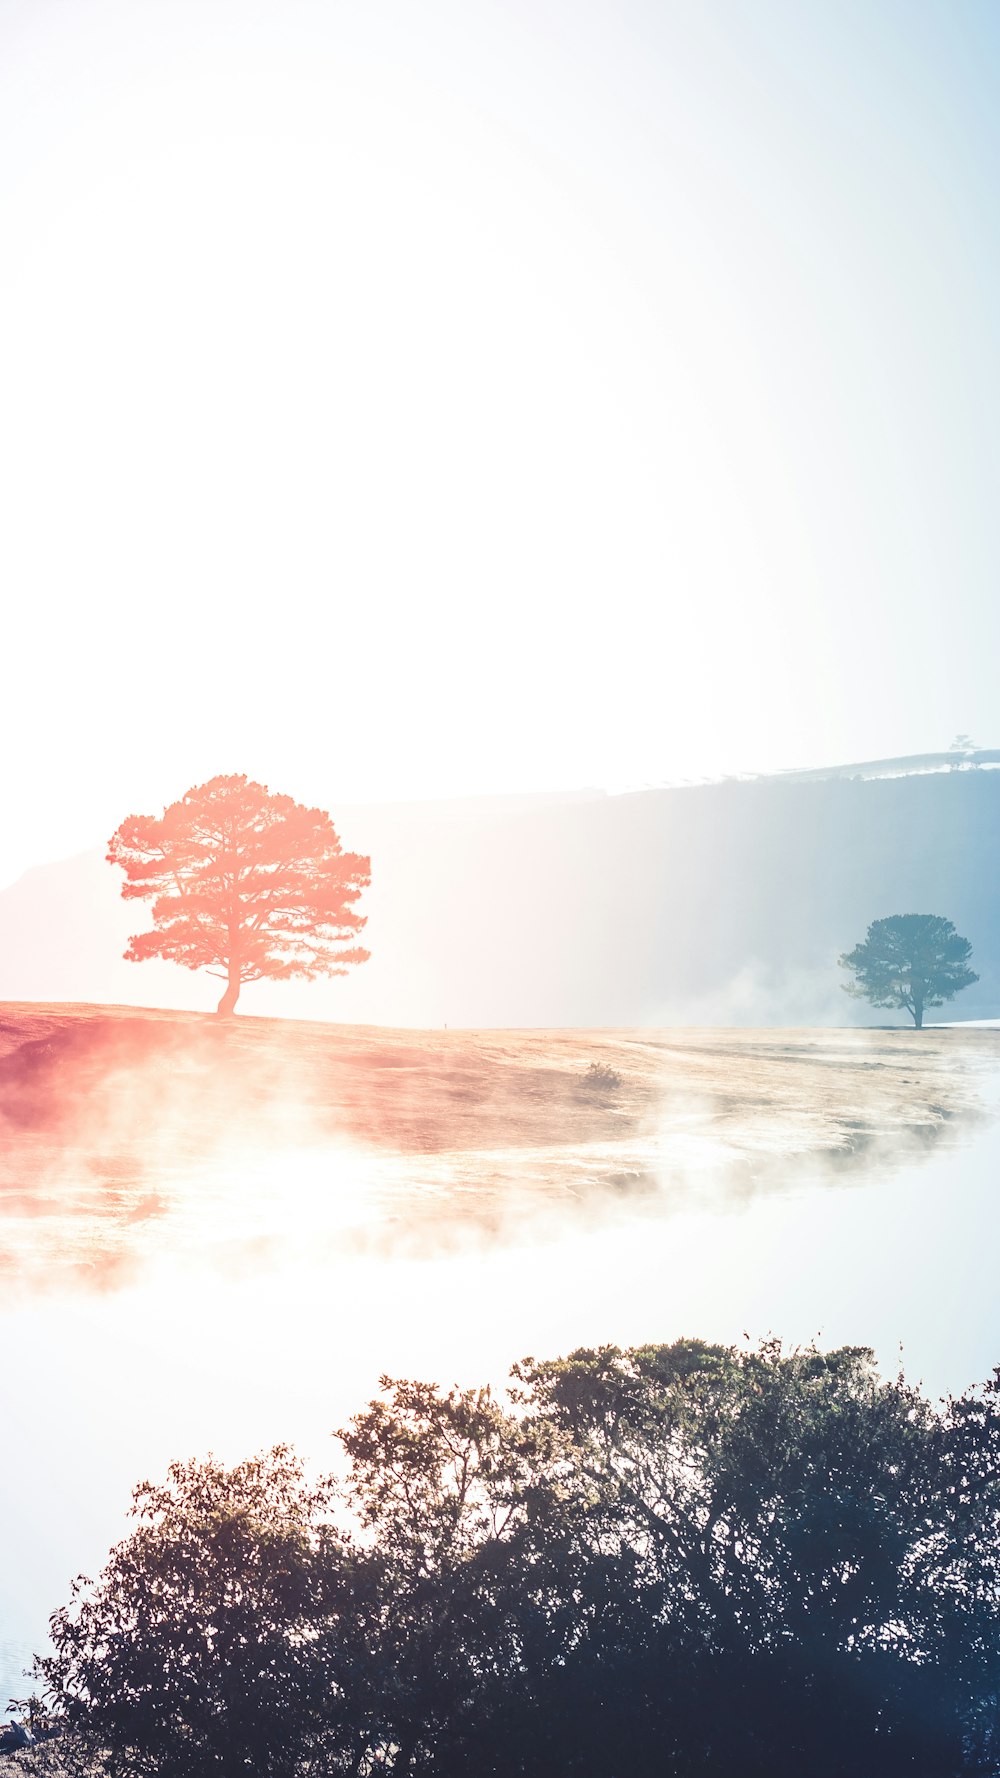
[108, 774, 370, 1014]
[839, 913, 977, 1028]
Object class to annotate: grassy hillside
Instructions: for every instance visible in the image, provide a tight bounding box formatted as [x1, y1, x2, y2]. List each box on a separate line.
[1, 1002, 997, 1290]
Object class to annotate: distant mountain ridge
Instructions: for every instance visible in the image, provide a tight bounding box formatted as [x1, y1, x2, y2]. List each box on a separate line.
[0, 759, 996, 1026]
[765, 748, 1000, 783]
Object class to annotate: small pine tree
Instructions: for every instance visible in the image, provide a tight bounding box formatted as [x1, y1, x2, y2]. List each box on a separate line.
[839, 913, 977, 1028]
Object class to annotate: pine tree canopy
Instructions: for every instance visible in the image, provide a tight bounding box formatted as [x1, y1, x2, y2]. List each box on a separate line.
[107, 774, 370, 1013]
[839, 913, 977, 1028]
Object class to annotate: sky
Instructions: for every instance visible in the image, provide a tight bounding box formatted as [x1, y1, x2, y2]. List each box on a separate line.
[2, 0, 999, 887]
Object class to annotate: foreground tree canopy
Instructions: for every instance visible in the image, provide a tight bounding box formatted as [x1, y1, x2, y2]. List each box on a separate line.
[839, 912, 978, 1027]
[31, 1340, 1000, 1777]
[107, 775, 370, 1014]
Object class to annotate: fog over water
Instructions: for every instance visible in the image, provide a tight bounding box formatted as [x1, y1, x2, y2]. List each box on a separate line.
[3, 1061, 1000, 1713]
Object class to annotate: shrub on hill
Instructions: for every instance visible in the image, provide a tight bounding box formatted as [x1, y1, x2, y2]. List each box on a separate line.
[578, 1059, 623, 1094]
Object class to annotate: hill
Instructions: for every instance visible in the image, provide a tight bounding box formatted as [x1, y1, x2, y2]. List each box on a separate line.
[1, 1003, 997, 1290]
[0, 765, 997, 1025]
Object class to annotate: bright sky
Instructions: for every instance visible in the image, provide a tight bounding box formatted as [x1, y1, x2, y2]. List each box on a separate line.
[2, 0, 999, 885]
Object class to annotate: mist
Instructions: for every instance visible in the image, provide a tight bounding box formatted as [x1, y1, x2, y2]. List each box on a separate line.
[2, 999, 999, 1719]
[3, 1019, 1000, 1712]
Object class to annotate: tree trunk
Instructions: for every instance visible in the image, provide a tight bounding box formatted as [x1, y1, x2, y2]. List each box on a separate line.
[912, 994, 924, 1029]
[216, 961, 241, 1017]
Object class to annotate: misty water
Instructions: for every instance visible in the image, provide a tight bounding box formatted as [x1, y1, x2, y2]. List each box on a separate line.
[3, 1081, 1000, 1711]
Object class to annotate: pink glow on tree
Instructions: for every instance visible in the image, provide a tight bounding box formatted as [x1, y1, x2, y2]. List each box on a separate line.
[107, 774, 370, 1014]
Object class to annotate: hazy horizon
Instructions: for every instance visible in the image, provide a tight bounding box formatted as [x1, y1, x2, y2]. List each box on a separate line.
[3, 1, 1000, 885]
[1, 739, 995, 897]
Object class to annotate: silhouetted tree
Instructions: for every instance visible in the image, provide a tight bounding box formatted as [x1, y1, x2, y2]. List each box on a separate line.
[494, 1341, 1000, 1778]
[107, 775, 370, 1014]
[335, 1378, 578, 1773]
[839, 913, 978, 1027]
[33, 1450, 359, 1778]
[32, 1343, 1000, 1777]
[340, 1343, 1000, 1777]
[336, 1346, 1000, 1775]
[949, 735, 979, 768]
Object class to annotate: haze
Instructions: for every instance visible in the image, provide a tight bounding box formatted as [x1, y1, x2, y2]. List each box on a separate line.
[2, 0, 1000, 886]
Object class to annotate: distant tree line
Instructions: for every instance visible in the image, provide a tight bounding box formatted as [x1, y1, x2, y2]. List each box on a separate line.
[22, 1340, 1000, 1777]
